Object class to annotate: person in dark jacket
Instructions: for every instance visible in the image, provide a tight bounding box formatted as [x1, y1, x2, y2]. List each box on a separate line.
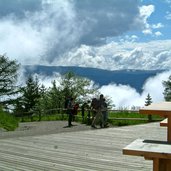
[67, 97, 75, 127]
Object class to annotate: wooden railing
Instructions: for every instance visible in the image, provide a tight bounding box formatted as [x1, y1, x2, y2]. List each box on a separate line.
[15, 108, 163, 123]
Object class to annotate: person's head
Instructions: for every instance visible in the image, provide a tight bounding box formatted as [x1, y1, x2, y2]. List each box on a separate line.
[100, 94, 104, 100]
[92, 98, 97, 103]
[91, 98, 97, 106]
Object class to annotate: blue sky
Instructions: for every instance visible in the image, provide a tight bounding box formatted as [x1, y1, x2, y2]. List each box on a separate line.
[0, 0, 171, 70]
[114, 0, 171, 43]
[138, 0, 171, 41]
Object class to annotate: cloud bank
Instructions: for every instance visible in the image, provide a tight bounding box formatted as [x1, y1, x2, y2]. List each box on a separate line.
[56, 40, 171, 70]
[0, 0, 152, 68]
[19, 69, 171, 109]
[99, 70, 171, 108]
[0, 0, 170, 70]
[2, 0, 171, 108]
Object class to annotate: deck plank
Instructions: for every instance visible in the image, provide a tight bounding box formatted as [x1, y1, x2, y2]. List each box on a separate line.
[0, 122, 166, 171]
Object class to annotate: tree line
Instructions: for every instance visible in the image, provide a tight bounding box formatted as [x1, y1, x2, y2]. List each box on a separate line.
[1, 54, 171, 117]
[0, 55, 99, 117]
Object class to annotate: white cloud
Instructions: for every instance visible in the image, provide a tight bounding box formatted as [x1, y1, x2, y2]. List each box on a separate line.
[139, 6, 164, 37]
[142, 29, 152, 35]
[0, 0, 170, 72]
[152, 23, 164, 29]
[2, 0, 171, 110]
[0, 0, 80, 63]
[165, 11, 171, 20]
[154, 31, 162, 36]
[139, 5, 155, 20]
[0, 19, 47, 63]
[54, 40, 171, 70]
[99, 70, 171, 109]
[99, 84, 142, 108]
[37, 73, 62, 88]
[17, 67, 171, 109]
[139, 5, 155, 34]
[122, 35, 139, 42]
[141, 71, 171, 102]
[18, 67, 62, 88]
[0, 0, 148, 65]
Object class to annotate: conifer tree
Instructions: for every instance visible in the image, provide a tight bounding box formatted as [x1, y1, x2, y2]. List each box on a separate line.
[0, 55, 20, 106]
[145, 93, 153, 122]
[21, 76, 40, 114]
[145, 93, 152, 106]
[163, 75, 171, 101]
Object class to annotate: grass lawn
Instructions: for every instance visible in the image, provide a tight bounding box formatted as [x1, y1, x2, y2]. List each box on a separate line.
[18, 110, 164, 127]
[107, 110, 163, 126]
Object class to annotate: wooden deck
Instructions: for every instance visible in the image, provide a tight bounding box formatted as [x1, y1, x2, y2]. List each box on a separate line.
[0, 122, 167, 171]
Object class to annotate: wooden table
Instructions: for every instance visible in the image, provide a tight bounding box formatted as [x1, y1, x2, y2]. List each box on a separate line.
[123, 102, 171, 171]
[139, 102, 171, 143]
[123, 139, 171, 171]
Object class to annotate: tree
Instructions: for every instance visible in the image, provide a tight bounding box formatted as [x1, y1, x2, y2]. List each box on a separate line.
[43, 80, 63, 113]
[163, 75, 171, 101]
[145, 93, 153, 122]
[31, 84, 48, 120]
[60, 72, 98, 103]
[20, 76, 40, 114]
[145, 93, 152, 106]
[0, 55, 20, 106]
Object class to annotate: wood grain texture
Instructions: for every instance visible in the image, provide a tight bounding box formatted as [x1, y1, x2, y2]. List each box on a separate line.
[0, 122, 166, 171]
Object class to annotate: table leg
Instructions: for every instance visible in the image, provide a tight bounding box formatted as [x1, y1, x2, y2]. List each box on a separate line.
[153, 158, 159, 171]
[153, 158, 171, 171]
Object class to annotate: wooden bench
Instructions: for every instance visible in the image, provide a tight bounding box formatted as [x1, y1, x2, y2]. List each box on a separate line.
[160, 118, 168, 127]
[123, 139, 171, 171]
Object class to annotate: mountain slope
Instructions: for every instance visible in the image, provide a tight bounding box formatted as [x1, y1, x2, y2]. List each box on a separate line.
[23, 65, 164, 93]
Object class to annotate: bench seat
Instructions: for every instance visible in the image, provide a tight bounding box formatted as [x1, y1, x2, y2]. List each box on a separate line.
[160, 118, 168, 127]
[123, 139, 171, 171]
[123, 139, 171, 159]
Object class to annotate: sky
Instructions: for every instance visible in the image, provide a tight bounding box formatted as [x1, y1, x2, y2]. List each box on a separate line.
[1, 0, 171, 108]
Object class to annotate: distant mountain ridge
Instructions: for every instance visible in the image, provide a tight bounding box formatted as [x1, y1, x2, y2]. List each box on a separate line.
[23, 65, 164, 93]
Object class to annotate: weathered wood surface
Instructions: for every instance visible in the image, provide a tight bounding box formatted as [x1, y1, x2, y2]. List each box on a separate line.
[123, 138, 171, 159]
[0, 122, 166, 171]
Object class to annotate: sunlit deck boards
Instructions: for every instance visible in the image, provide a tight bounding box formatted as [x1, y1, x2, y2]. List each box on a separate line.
[0, 123, 166, 171]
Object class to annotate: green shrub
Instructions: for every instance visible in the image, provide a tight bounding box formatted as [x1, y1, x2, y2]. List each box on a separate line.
[0, 106, 19, 131]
